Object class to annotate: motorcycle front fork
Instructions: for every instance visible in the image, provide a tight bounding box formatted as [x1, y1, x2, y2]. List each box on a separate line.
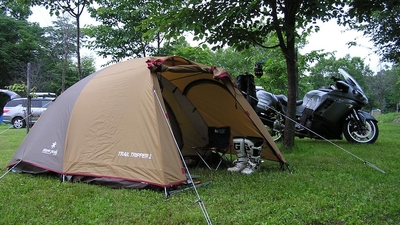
[350, 109, 367, 130]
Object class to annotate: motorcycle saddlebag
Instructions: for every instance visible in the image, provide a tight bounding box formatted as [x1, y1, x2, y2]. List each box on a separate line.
[256, 90, 279, 114]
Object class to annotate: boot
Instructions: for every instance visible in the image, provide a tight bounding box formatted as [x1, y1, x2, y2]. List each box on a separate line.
[241, 162, 256, 174]
[227, 157, 248, 172]
[241, 140, 263, 174]
[227, 138, 248, 172]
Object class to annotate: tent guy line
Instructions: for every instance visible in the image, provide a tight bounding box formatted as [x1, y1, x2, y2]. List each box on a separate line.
[240, 90, 385, 174]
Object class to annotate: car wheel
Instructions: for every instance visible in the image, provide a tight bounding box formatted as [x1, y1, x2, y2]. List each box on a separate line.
[12, 117, 26, 129]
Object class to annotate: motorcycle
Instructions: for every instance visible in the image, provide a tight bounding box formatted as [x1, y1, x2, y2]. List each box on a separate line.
[254, 69, 379, 144]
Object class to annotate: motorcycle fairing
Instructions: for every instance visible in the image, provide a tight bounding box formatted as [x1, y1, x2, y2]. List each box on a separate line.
[302, 90, 327, 111]
[302, 87, 357, 123]
[307, 113, 343, 139]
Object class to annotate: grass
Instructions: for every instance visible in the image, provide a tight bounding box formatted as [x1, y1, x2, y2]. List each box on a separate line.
[1, 113, 400, 225]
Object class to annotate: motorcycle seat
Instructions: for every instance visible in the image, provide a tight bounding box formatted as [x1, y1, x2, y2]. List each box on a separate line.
[276, 94, 303, 106]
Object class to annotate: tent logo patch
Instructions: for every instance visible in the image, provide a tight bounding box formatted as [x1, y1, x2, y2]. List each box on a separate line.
[117, 151, 152, 159]
[42, 142, 58, 156]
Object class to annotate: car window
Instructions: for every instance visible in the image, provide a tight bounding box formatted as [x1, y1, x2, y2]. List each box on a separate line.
[31, 100, 42, 108]
[5, 99, 25, 107]
[41, 100, 53, 108]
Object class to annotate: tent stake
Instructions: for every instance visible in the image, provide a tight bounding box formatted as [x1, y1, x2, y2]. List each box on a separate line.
[0, 159, 22, 181]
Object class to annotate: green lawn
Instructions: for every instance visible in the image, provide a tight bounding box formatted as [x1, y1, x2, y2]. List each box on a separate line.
[1, 113, 399, 225]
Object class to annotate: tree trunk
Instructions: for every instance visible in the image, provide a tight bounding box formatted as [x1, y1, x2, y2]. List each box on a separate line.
[282, 2, 300, 149]
[76, 6, 82, 80]
[283, 49, 297, 149]
[62, 24, 69, 92]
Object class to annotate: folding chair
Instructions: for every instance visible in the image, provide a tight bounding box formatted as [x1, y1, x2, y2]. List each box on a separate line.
[192, 126, 231, 170]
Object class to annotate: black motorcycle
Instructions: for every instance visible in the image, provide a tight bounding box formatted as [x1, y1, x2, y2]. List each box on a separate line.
[254, 69, 379, 144]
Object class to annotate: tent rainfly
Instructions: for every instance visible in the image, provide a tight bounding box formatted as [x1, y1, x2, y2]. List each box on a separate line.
[8, 56, 288, 189]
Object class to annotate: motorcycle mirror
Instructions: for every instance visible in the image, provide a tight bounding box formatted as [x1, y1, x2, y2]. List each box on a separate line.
[254, 62, 263, 78]
[336, 80, 349, 93]
[331, 76, 342, 82]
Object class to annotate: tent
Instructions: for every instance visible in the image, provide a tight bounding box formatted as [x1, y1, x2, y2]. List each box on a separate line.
[8, 56, 287, 189]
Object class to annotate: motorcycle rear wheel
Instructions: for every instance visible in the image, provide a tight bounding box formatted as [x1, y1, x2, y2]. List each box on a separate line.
[343, 119, 379, 144]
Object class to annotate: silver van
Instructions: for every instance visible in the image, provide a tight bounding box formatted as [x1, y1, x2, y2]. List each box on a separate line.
[2, 97, 54, 128]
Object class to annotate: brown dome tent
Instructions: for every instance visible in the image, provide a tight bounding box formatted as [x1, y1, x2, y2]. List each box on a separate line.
[8, 56, 287, 190]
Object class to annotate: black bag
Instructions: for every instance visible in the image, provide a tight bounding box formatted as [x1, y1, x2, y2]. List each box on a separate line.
[236, 73, 258, 109]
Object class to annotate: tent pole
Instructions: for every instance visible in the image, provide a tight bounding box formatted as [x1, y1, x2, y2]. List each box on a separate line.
[153, 89, 213, 225]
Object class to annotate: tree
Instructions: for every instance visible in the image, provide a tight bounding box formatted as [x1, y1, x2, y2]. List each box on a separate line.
[0, 14, 45, 88]
[158, 37, 213, 65]
[210, 48, 252, 76]
[44, 16, 77, 92]
[47, 55, 95, 93]
[368, 66, 400, 112]
[0, 6, 94, 94]
[84, 0, 163, 65]
[18, 16, 81, 94]
[209, 44, 292, 96]
[32, 0, 93, 80]
[388, 65, 400, 111]
[0, 0, 32, 19]
[348, 0, 400, 63]
[143, 0, 346, 148]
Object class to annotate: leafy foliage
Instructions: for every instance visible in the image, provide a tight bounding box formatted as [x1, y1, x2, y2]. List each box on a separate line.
[367, 66, 400, 112]
[348, 0, 400, 63]
[31, 0, 94, 80]
[84, 0, 162, 65]
[309, 54, 373, 90]
[0, 12, 95, 95]
[43, 16, 78, 92]
[145, 0, 346, 50]
[0, 0, 32, 19]
[0, 14, 45, 88]
[5, 82, 35, 97]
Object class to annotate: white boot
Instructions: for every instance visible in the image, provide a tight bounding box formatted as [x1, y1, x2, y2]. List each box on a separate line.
[228, 137, 248, 172]
[241, 140, 263, 174]
[227, 158, 248, 172]
[241, 161, 256, 174]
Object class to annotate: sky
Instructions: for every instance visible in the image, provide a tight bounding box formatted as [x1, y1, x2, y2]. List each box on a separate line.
[28, 6, 388, 73]
[300, 20, 389, 73]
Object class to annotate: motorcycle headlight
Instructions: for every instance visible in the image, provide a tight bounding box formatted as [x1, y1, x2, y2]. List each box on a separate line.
[353, 90, 368, 104]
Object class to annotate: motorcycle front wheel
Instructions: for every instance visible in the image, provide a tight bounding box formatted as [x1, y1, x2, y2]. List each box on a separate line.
[343, 119, 379, 144]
